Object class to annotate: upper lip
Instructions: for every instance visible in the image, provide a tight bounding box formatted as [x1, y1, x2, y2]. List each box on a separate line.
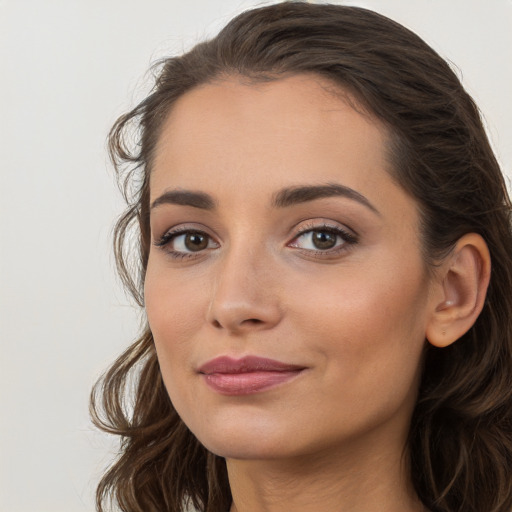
[198, 356, 305, 374]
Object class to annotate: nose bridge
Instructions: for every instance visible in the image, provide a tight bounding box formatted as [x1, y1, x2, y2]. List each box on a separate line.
[207, 233, 282, 333]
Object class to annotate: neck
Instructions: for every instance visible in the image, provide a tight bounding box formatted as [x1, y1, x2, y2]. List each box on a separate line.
[227, 436, 424, 512]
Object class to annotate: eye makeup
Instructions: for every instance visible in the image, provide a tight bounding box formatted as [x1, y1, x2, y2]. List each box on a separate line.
[153, 218, 359, 262]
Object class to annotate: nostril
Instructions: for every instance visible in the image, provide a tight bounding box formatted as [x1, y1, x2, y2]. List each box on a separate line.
[211, 318, 265, 329]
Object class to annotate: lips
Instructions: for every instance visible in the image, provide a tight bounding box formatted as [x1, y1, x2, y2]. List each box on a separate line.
[198, 356, 306, 395]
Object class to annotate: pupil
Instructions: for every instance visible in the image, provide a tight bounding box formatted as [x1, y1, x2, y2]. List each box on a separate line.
[185, 233, 208, 251]
[313, 231, 337, 249]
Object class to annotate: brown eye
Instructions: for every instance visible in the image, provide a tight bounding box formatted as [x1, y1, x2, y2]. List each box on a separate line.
[288, 224, 358, 255]
[155, 229, 219, 256]
[184, 232, 209, 251]
[311, 231, 337, 249]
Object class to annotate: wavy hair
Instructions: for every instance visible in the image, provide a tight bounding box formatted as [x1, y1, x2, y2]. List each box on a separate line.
[90, 3, 512, 511]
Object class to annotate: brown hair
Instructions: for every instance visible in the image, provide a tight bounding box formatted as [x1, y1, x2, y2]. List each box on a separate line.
[90, 3, 512, 511]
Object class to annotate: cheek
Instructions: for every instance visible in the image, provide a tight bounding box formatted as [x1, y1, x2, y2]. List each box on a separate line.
[144, 261, 207, 378]
[293, 254, 427, 329]
[290, 256, 429, 390]
[144, 271, 208, 423]
[145, 255, 207, 330]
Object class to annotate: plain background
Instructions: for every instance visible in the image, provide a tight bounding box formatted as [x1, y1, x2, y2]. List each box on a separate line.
[1, 1, 510, 511]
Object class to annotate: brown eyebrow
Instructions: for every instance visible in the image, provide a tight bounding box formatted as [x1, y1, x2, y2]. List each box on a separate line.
[150, 183, 379, 215]
[272, 183, 380, 215]
[150, 190, 216, 210]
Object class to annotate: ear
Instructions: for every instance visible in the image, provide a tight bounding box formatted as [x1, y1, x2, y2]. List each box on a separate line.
[426, 233, 491, 348]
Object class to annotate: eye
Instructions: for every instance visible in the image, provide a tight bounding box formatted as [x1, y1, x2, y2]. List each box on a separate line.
[172, 232, 211, 252]
[154, 229, 219, 257]
[288, 225, 357, 253]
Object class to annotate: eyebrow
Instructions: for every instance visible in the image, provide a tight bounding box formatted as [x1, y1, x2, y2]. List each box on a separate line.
[150, 189, 216, 210]
[150, 183, 380, 215]
[272, 183, 380, 215]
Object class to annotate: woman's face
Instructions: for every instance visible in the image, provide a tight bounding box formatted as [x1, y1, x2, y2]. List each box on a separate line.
[145, 75, 437, 461]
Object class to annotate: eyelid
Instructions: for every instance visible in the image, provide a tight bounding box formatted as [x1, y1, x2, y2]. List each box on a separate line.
[152, 219, 358, 260]
[153, 224, 220, 260]
[291, 219, 358, 240]
[153, 223, 215, 245]
[287, 220, 358, 254]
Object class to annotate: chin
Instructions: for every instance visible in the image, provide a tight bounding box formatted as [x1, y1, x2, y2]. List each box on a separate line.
[183, 412, 315, 461]
[201, 435, 293, 461]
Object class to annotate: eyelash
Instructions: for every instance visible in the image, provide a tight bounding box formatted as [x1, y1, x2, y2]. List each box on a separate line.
[290, 222, 358, 257]
[154, 227, 217, 260]
[154, 222, 358, 260]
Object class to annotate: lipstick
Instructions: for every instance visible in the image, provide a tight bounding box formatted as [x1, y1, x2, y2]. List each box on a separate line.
[198, 356, 305, 395]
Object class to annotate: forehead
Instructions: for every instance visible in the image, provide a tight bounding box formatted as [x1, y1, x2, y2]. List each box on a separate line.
[150, 74, 393, 204]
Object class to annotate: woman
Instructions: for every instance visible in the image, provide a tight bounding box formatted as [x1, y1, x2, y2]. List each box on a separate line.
[91, 2, 512, 511]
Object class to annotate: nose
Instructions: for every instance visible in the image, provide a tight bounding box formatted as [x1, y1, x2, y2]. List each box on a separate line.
[206, 244, 283, 335]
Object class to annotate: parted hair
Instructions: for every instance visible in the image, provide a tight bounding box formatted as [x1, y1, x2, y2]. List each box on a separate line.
[90, 2, 512, 511]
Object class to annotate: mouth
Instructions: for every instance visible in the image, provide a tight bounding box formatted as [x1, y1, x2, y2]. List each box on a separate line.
[197, 355, 306, 395]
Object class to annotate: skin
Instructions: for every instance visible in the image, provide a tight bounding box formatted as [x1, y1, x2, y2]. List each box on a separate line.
[145, 74, 442, 511]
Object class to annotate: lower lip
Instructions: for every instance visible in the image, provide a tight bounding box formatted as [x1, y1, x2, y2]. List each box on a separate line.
[202, 370, 304, 395]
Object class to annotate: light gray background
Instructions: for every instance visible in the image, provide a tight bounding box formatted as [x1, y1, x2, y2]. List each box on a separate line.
[1, 1, 511, 511]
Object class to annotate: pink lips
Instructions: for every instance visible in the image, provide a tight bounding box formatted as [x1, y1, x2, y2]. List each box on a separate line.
[198, 356, 305, 395]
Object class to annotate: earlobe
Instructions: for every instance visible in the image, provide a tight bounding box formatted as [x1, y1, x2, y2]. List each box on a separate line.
[426, 233, 491, 348]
